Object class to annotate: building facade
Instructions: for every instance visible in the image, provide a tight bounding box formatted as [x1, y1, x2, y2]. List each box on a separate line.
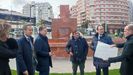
[23, 1, 36, 18]
[0, 8, 36, 38]
[23, 1, 54, 29]
[76, 0, 86, 26]
[70, 0, 129, 30]
[128, 1, 133, 23]
[70, 5, 77, 19]
[0, 8, 35, 27]
[36, 2, 54, 22]
[94, 0, 129, 30]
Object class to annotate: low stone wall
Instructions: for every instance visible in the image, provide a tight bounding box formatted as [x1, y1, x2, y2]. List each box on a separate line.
[49, 38, 94, 57]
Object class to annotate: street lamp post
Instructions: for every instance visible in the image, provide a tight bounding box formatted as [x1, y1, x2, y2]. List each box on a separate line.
[121, 21, 125, 31]
[29, 5, 31, 22]
[119, 21, 125, 37]
[105, 0, 107, 33]
[29, 4, 36, 23]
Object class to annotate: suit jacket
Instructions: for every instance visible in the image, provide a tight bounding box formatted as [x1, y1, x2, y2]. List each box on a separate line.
[0, 38, 18, 75]
[109, 35, 133, 75]
[16, 35, 35, 75]
[34, 34, 52, 71]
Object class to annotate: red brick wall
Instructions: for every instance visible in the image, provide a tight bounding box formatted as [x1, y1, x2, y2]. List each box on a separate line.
[60, 5, 70, 18]
[49, 39, 94, 58]
[52, 18, 77, 39]
[51, 5, 77, 39]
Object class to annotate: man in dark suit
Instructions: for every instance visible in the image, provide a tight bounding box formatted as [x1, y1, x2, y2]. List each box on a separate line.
[108, 24, 133, 75]
[16, 24, 37, 75]
[34, 26, 52, 75]
[0, 23, 18, 75]
[91, 25, 113, 75]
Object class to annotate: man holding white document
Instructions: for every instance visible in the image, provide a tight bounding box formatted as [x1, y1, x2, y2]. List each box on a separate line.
[91, 25, 113, 75]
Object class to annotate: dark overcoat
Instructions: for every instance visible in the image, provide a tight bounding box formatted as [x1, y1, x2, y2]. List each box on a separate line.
[0, 38, 18, 75]
[34, 34, 52, 72]
[16, 36, 35, 75]
[109, 35, 133, 75]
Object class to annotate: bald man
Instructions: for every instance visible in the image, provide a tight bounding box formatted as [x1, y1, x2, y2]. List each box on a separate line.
[108, 24, 133, 75]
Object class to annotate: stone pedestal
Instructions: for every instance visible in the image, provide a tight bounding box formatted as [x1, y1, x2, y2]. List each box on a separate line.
[49, 38, 94, 58]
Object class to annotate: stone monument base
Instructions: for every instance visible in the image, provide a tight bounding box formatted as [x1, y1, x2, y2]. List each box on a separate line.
[49, 39, 93, 58]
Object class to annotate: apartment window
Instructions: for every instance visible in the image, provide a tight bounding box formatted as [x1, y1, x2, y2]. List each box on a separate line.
[101, 17, 105, 19]
[96, 17, 100, 20]
[101, 5, 103, 8]
[101, 13, 104, 15]
[109, 5, 112, 7]
[92, 17, 95, 19]
[113, 1, 115, 3]
[101, 1, 103, 3]
[101, 9, 105, 11]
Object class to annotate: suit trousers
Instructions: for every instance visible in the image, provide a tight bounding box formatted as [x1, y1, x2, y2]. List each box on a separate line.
[39, 66, 50, 75]
[72, 61, 85, 75]
[96, 67, 108, 75]
[0, 64, 11, 75]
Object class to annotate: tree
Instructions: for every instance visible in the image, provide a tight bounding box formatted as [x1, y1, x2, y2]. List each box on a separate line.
[36, 19, 45, 26]
[81, 20, 89, 29]
[80, 20, 89, 34]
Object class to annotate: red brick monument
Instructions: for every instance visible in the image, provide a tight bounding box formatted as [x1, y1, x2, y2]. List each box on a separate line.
[51, 5, 77, 39]
[49, 5, 77, 57]
[49, 5, 93, 57]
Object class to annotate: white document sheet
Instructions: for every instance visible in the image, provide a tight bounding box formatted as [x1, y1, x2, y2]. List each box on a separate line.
[94, 41, 118, 60]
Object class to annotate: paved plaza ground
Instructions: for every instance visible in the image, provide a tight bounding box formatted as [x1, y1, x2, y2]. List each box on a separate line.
[9, 57, 121, 73]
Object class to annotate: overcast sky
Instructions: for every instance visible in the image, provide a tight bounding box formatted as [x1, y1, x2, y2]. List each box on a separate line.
[0, 0, 133, 17]
[0, 0, 77, 17]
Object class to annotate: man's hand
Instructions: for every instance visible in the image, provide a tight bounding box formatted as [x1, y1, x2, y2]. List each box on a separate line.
[49, 52, 52, 56]
[69, 52, 73, 56]
[114, 37, 126, 44]
[103, 60, 109, 63]
[23, 70, 29, 75]
[110, 44, 116, 48]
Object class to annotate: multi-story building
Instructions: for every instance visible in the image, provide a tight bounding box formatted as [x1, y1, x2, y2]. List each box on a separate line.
[23, 1, 54, 29]
[86, 0, 95, 28]
[0, 8, 35, 27]
[94, 0, 129, 30]
[128, 1, 133, 23]
[76, 0, 86, 26]
[0, 8, 36, 38]
[70, 5, 77, 18]
[23, 1, 36, 18]
[71, 0, 129, 30]
[36, 2, 54, 22]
